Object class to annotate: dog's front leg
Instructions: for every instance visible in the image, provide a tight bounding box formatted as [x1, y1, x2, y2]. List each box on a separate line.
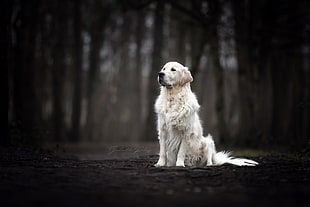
[176, 140, 186, 167]
[155, 132, 167, 167]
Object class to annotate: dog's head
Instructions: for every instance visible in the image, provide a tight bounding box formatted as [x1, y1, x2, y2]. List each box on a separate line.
[158, 62, 193, 88]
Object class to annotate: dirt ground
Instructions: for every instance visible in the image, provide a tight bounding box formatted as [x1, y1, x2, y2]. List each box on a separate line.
[1, 143, 310, 207]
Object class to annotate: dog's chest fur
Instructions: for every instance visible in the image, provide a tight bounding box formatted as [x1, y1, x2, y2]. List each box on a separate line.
[166, 96, 186, 113]
[156, 87, 190, 115]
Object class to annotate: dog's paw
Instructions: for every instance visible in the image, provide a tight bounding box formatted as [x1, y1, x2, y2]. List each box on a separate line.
[154, 163, 165, 167]
[154, 160, 165, 167]
[176, 161, 185, 167]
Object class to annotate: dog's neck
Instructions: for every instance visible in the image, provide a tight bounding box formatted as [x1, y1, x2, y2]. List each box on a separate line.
[161, 83, 192, 100]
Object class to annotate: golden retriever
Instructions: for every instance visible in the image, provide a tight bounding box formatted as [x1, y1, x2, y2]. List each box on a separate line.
[154, 61, 258, 167]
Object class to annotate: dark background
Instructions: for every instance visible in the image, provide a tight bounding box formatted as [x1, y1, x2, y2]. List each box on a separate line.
[3, 1, 310, 207]
[6, 0, 310, 150]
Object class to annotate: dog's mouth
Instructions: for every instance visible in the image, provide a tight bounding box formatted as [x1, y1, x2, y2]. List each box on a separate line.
[158, 77, 172, 88]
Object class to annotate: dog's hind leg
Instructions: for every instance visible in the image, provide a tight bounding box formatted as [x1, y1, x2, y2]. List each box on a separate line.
[203, 134, 216, 166]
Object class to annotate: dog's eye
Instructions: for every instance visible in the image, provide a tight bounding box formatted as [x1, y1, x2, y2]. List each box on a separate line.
[171, 68, 176, 71]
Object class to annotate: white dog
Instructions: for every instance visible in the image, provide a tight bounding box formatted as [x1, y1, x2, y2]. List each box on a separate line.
[154, 61, 258, 167]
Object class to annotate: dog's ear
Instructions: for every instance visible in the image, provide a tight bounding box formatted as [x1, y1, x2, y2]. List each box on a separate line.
[179, 68, 193, 85]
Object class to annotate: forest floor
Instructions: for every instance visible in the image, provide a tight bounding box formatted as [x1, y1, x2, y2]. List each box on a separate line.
[1, 143, 310, 207]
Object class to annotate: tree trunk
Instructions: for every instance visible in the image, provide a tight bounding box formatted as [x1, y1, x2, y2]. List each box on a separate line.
[144, 1, 165, 141]
[3, 0, 10, 146]
[190, 27, 207, 78]
[70, 0, 83, 142]
[85, 2, 110, 141]
[232, 0, 255, 145]
[176, 18, 186, 64]
[85, 28, 102, 141]
[52, 0, 67, 142]
[13, 0, 40, 145]
[132, 11, 144, 141]
[207, 0, 228, 144]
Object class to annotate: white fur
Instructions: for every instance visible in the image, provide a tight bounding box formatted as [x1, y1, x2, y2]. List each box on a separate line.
[154, 62, 258, 167]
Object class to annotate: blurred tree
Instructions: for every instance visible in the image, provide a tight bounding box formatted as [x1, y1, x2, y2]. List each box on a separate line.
[133, 10, 145, 140]
[51, 0, 68, 141]
[85, 0, 111, 141]
[12, 0, 41, 145]
[3, 0, 10, 146]
[144, 0, 165, 141]
[70, 0, 83, 142]
[207, 0, 228, 143]
[232, 0, 256, 144]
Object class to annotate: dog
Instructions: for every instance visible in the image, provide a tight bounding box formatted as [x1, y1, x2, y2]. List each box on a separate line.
[154, 61, 258, 167]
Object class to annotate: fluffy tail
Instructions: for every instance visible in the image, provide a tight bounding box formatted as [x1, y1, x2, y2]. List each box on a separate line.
[213, 151, 258, 166]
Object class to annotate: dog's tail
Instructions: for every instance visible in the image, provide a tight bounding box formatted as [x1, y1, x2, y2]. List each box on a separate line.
[204, 134, 258, 166]
[213, 151, 258, 166]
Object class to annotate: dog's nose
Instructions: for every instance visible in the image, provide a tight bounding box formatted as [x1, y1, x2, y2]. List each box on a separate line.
[158, 72, 165, 78]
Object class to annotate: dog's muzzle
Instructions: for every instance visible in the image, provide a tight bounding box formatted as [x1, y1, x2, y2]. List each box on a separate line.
[158, 72, 170, 87]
